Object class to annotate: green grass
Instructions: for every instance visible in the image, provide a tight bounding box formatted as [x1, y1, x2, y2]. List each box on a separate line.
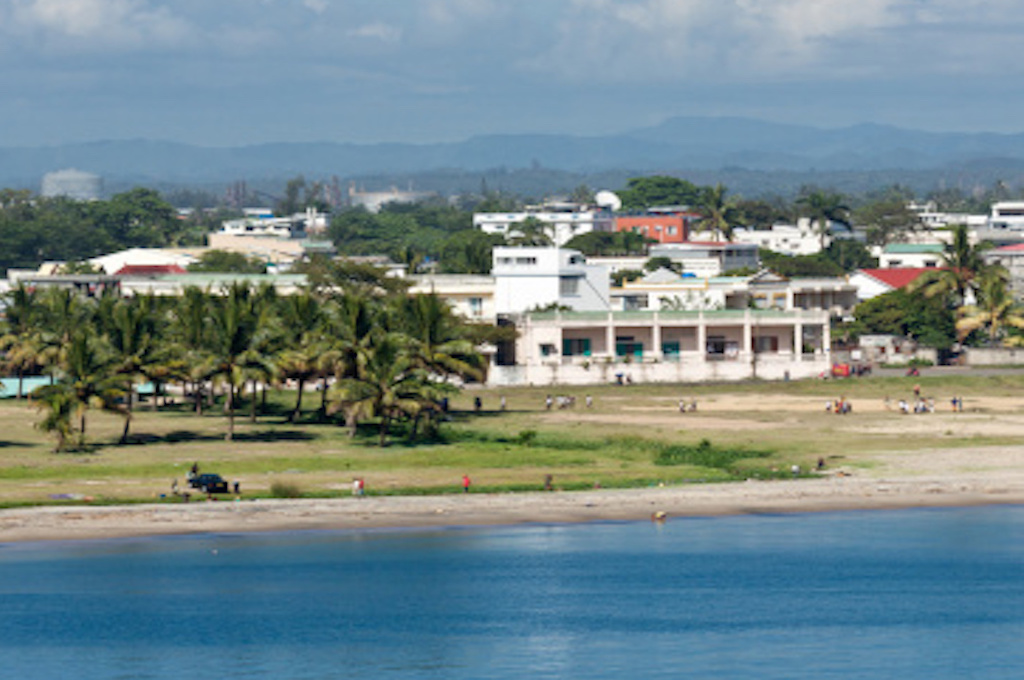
[1, 372, 1022, 505]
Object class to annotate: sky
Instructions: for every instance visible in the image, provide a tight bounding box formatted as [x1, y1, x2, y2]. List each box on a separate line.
[3, 0, 1024, 147]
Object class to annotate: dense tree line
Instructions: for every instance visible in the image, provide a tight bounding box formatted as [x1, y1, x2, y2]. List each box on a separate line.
[1, 262, 491, 451]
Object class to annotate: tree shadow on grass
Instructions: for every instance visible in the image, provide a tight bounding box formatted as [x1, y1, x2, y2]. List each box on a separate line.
[120, 429, 317, 446]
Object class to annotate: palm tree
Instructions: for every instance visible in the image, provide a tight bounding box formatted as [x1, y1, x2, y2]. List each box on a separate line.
[207, 283, 271, 440]
[508, 217, 554, 246]
[796, 189, 850, 248]
[392, 294, 486, 384]
[329, 332, 438, 446]
[169, 287, 215, 415]
[696, 184, 743, 242]
[955, 267, 1024, 345]
[911, 224, 993, 306]
[104, 297, 158, 443]
[274, 291, 325, 423]
[33, 384, 76, 452]
[0, 284, 43, 399]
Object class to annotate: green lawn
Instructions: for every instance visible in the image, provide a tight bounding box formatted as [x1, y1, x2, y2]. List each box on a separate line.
[1, 372, 1021, 506]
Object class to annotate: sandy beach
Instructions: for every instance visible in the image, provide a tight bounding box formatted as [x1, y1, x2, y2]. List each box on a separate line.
[3, 468, 1023, 543]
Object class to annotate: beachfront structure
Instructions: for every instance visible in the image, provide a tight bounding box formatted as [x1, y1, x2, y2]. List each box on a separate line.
[492, 246, 610, 315]
[648, 242, 759, 277]
[475, 203, 614, 247]
[489, 308, 830, 386]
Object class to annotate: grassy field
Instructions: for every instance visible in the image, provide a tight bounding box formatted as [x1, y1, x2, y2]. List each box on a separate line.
[2, 371, 1023, 507]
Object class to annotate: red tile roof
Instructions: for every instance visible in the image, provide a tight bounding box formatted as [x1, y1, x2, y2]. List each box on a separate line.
[114, 264, 187, 276]
[995, 243, 1024, 252]
[858, 267, 936, 289]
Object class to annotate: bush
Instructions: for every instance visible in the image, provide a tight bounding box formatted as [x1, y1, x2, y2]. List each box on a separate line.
[270, 481, 303, 498]
[654, 438, 771, 470]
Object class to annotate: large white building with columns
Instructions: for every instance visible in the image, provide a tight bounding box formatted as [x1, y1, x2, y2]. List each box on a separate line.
[489, 308, 831, 386]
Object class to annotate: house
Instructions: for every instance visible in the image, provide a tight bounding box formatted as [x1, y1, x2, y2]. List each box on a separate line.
[732, 222, 823, 256]
[648, 242, 759, 277]
[408, 274, 496, 322]
[984, 243, 1024, 296]
[614, 210, 699, 244]
[492, 246, 610, 315]
[488, 308, 831, 386]
[610, 269, 857, 318]
[475, 202, 614, 247]
[878, 243, 944, 269]
[848, 268, 935, 301]
[88, 247, 200, 275]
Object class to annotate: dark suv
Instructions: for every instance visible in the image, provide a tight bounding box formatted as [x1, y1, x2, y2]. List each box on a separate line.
[189, 473, 229, 494]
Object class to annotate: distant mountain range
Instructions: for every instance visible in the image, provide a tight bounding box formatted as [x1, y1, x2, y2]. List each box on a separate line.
[5, 117, 1024, 194]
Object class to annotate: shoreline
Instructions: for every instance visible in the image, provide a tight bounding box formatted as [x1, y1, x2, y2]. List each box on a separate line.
[3, 475, 1023, 544]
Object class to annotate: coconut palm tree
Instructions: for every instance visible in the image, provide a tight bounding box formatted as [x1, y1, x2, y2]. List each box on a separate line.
[329, 331, 438, 446]
[391, 293, 486, 384]
[955, 267, 1024, 345]
[911, 224, 993, 306]
[274, 291, 326, 423]
[508, 217, 555, 246]
[0, 284, 43, 399]
[696, 184, 743, 242]
[207, 283, 273, 440]
[796, 189, 850, 249]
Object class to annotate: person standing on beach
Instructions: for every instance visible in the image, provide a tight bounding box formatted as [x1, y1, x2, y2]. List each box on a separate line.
[462, 474, 471, 493]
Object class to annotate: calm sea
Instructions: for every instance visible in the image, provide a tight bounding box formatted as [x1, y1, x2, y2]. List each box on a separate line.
[2, 506, 1023, 679]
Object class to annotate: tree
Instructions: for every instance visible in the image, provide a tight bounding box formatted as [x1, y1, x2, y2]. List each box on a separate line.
[275, 292, 326, 423]
[188, 250, 268, 274]
[910, 224, 992, 306]
[0, 284, 43, 399]
[618, 176, 702, 210]
[392, 294, 486, 384]
[853, 197, 920, 246]
[796, 189, 851, 248]
[696, 184, 743, 242]
[845, 289, 956, 350]
[507, 216, 554, 246]
[955, 267, 1024, 346]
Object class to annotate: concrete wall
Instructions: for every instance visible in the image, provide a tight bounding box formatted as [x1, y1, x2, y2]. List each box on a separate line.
[964, 348, 1024, 366]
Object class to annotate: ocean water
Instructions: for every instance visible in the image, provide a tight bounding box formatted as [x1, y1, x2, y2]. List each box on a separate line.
[2, 506, 1024, 679]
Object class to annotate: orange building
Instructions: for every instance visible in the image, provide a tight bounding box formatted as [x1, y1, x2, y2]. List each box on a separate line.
[615, 212, 699, 244]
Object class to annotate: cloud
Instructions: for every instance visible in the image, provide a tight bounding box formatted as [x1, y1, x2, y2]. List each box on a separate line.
[6, 0, 191, 49]
[347, 22, 402, 44]
[522, 0, 1024, 83]
[303, 0, 328, 13]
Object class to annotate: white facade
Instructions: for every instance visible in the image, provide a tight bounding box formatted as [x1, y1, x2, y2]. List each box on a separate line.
[41, 169, 102, 201]
[475, 206, 614, 247]
[489, 309, 831, 386]
[611, 270, 856, 317]
[877, 244, 944, 269]
[220, 208, 327, 238]
[408, 274, 496, 322]
[648, 242, 759, 277]
[732, 222, 822, 256]
[492, 247, 610, 315]
[988, 202, 1024, 231]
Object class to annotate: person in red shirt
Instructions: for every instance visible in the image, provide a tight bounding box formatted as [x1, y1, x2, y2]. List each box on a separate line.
[462, 474, 471, 493]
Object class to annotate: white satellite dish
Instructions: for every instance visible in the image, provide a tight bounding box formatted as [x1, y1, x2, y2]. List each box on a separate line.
[594, 190, 622, 212]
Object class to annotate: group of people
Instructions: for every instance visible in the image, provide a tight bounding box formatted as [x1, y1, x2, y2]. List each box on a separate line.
[677, 398, 698, 413]
[546, 394, 593, 410]
[826, 397, 853, 414]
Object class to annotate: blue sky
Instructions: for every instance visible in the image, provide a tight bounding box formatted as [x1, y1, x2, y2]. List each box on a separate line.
[3, 0, 1024, 146]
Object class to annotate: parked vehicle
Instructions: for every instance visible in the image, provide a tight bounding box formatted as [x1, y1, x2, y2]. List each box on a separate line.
[189, 473, 229, 494]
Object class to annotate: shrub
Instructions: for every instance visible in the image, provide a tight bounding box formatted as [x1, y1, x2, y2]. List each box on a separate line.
[654, 438, 771, 470]
[270, 481, 303, 498]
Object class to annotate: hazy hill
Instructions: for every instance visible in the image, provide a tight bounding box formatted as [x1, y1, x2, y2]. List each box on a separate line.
[6, 117, 1024, 196]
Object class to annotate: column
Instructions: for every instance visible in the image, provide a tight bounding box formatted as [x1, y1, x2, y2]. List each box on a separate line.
[743, 310, 753, 356]
[794, 319, 804, 361]
[606, 312, 615, 360]
[652, 311, 662, 361]
[697, 311, 707, 363]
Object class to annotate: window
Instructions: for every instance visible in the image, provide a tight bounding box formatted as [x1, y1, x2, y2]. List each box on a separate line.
[754, 336, 779, 353]
[560, 276, 580, 296]
[924, 260, 937, 268]
[469, 297, 483, 316]
[540, 343, 557, 357]
[562, 338, 591, 356]
[667, 226, 677, 236]
[497, 257, 512, 265]
[515, 257, 537, 265]
[615, 336, 643, 358]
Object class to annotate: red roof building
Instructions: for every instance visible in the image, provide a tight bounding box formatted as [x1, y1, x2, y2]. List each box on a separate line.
[849, 267, 938, 301]
[615, 213, 699, 244]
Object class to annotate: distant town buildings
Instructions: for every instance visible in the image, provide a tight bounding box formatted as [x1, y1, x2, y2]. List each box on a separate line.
[474, 201, 614, 247]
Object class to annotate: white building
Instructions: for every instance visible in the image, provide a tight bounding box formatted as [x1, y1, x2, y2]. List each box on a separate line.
[408, 274, 496, 322]
[88, 247, 199, 275]
[648, 242, 759, 277]
[611, 269, 857, 318]
[877, 243, 944, 269]
[475, 203, 614, 247]
[492, 247, 610, 315]
[988, 202, 1024, 231]
[731, 221, 822, 256]
[219, 207, 327, 238]
[41, 169, 102, 201]
[489, 308, 831, 386]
